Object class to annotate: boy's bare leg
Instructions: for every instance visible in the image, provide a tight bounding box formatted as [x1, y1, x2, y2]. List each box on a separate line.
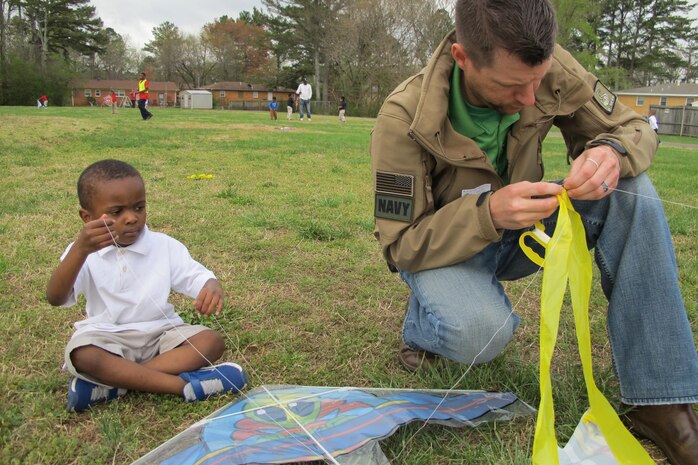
[70, 330, 225, 396]
[144, 330, 225, 374]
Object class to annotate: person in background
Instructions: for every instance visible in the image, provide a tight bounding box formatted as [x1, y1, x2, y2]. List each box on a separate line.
[137, 72, 153, 121]
[269, 96, 279, 120]
[37, 94, 48, 108]
[110, 89, 118, 114]
[295, 77, 312, 121]
[129, 89, 137, 108]
[648, 109, 659, 142]
[287, 93, 295, 120]
[370, 1, 697, 464]
[338, 96, 347, 123]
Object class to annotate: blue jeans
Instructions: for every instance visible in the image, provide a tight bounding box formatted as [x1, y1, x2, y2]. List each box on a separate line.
[400, 173, 698, 404]
[138, 99, 152, 120]
[299, 99, 311, 119]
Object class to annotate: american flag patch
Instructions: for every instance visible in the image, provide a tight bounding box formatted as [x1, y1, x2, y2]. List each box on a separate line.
[375, 171, 414, 197]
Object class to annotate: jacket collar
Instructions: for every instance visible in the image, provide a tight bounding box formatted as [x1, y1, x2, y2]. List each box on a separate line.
[409, 32, 592, 161]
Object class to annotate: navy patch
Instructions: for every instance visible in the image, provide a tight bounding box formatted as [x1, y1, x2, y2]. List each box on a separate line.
[375, 194, 413, 222]
[593, 80, 616, 114]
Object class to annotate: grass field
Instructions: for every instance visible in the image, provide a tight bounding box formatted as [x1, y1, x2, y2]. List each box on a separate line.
[0, 106, 695, 465]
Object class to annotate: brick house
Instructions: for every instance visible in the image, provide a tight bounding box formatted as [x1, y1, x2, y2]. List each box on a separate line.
[200, 81, 295, 109]
[71, 79, 179, 107]
[616, 83, 698, 116]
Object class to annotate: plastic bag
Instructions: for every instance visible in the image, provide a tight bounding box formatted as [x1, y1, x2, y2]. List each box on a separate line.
[519, 190, 654, 465]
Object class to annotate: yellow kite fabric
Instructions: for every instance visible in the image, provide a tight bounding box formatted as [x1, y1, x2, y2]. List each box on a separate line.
[520, 190, 654, 465]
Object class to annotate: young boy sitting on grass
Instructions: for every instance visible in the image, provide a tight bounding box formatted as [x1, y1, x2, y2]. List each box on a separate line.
[47, 159, 247, 412]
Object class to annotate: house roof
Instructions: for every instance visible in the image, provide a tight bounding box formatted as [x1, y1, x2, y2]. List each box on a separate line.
[74, 79, 179, 91]
[180, 90, 212, 95]
[617, 82, 698, 97]
[201, 81, 294, 92]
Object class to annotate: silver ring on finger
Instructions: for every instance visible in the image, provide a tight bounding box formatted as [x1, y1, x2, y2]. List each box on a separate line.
[601, 180, 609, 193]
[586, 158, 600, 169]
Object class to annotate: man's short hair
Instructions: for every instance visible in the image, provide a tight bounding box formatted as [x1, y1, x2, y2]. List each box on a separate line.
[77, 159, 142, 209]
[455, 0, 557, 68]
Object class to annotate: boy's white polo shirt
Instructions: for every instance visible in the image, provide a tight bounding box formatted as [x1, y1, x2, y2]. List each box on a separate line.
[60, 225, 215, 336]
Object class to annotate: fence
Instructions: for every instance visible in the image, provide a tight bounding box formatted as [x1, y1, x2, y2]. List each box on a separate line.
[650, 105, 698, 137]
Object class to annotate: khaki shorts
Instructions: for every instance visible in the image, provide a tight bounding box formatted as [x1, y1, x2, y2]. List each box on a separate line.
[64, 324, 211, 385]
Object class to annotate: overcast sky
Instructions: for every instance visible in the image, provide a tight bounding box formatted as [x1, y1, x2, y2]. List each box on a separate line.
[90, 0, 265, 48]
[93, 0, 698, 51]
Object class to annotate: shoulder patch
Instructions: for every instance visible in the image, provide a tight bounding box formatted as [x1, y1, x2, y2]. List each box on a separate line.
[592, 80, 616, 114]
[375, 171, 414, 197]
[375, 171, 414, 222]
[375, 194, 413, 222]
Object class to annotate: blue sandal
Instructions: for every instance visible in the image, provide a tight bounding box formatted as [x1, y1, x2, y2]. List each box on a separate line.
[179, 362, 248, 402]
[67, 377, 127, 412]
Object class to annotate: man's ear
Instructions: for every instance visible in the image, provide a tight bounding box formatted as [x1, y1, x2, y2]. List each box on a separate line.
[451, 43, 470, 70]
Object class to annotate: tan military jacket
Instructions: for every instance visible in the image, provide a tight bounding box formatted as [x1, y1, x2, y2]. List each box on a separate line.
[370, 32, 657, 273]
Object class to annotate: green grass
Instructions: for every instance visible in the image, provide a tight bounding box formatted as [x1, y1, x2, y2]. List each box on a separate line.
[0, 106, 695, 464]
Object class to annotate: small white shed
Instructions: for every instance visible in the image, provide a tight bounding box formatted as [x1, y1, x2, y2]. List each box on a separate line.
[180, 90, 213, 109]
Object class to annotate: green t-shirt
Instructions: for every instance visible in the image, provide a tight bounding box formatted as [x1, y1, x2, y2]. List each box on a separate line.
[448, 63, 519, 183]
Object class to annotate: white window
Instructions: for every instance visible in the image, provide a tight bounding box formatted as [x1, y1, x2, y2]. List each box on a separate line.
[117, 90, 125, 97]
[220, 90, 225, 97]
[687, 97, 694, 106]
[84, 89, 92, 97]
[267, 92, 273, 100]
[95, 89, 101, 97]
[636, 96, 644, 106]
[253, 91, 259, 98]
[659, 96, 667, 106]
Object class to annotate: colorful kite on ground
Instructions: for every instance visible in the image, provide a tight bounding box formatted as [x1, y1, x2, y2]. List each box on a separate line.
[132, 385, 535, 465]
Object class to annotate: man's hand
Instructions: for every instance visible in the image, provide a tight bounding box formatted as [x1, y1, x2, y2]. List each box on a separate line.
[74, 214, 117, 255]
[564, 145, 620, 200]
[489, 181, 563, 230]
[194, 278, 224, 317]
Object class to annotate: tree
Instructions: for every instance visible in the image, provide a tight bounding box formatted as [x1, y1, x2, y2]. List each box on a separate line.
[92, 28, 137, 79]
[595, 0, 693, 87]
[552, 0, 601, 70]
[176, 33, 216, 89]
[257, 8, 301, 88]
[143, 21, 184, 81]
[0, 0, 18, 103]
[263, 0, 346, 101]
[0, 0, 105, 105]
[201, 15, 272, 83]
[19, 0, 104, 71]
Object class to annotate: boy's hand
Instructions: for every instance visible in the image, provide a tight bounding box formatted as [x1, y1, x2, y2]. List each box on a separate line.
[194, 278, 224, 317]
[75, 214, 117, 255]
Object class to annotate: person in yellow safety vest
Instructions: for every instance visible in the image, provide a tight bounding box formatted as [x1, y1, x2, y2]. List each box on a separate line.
[137, 72, 153, 120]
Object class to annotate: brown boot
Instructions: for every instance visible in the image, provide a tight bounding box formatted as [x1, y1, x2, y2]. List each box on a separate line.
[398, 292, 438, 373]
[398, 341, 437, 373]
[621, 403, 698, 465]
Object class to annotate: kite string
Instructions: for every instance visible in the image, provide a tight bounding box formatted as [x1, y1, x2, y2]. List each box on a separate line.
[102, 221, 341, 464]
[262, 386, 343, 465]
[611, 186, 698, 209]
[392, 220, 564, 463]
[99, 184, 694, 464]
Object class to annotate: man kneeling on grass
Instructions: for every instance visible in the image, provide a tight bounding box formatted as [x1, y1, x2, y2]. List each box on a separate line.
[46, 159, 247, 412]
